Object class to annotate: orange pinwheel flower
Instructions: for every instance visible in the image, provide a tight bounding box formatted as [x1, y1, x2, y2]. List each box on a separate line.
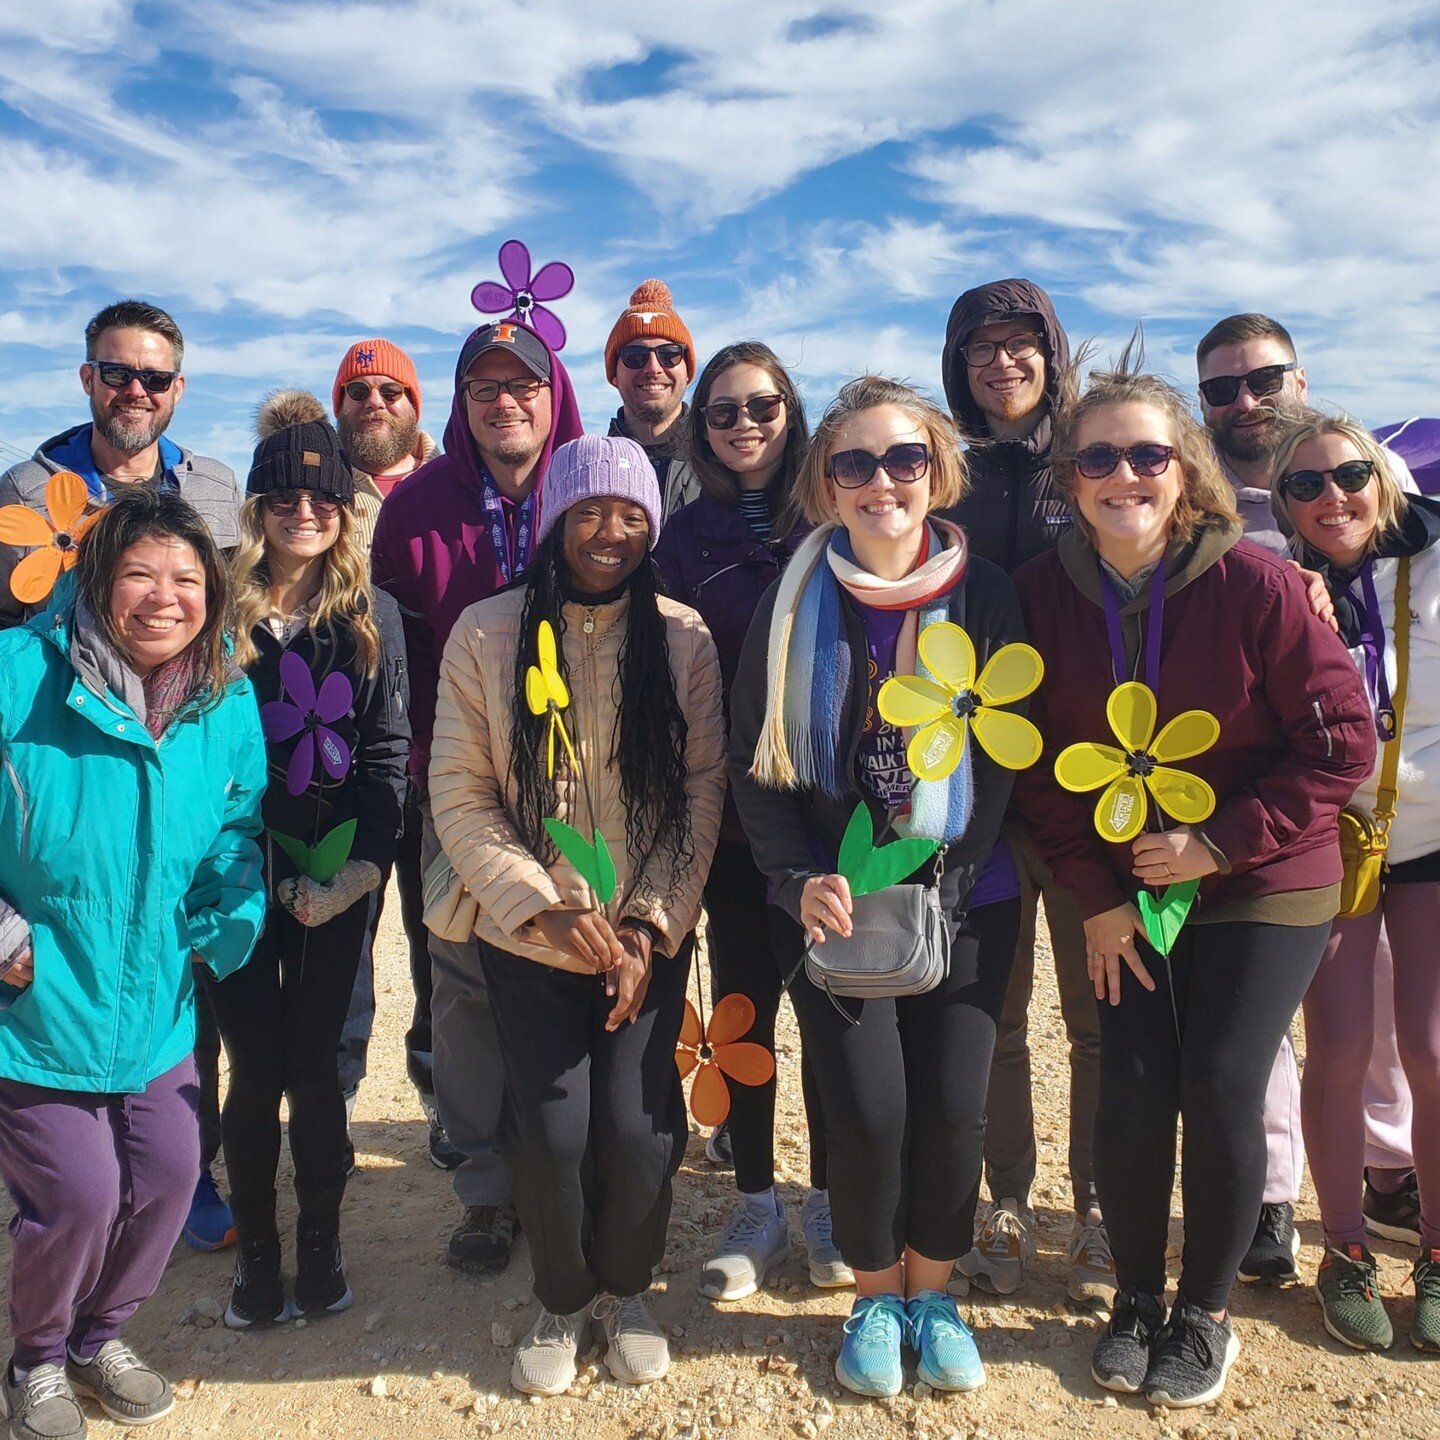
[675, 993, 775, 1126]
[0, 471, 98, 604]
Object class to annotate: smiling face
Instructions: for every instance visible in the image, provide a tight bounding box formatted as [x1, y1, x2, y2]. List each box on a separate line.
[704, 362, 790, 490]
[336, 374, 419, 475]
[464, 349, 553, 489]
[965, 317, 1047, 437]
[261, 491, 342, 567]
[108, 534, 207, 676]
[615, 339, 690, 430]
[82, 326, 185, 457]
[560, 496, 651, 595]
[1199, 336, 1308, 467]
[1283, 433, 1381, 569]
[825, 404, 931, 561]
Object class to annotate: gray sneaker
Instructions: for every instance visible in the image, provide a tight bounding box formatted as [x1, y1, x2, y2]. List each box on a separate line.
[699, 1189, 789, 1301]
[1067, 1208, 1118, 1315]
[956, 1197, 1035, 1296]
[591, 1293, 669, 1385]
[801, 1188, 854, 1289]
[510, 1307, 591, 1396]
[66, 1340, 172, 1426]
[3, 1362, 86, 1440]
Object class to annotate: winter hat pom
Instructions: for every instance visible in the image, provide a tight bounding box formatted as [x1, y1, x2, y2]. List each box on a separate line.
[255, 388, 328, 441]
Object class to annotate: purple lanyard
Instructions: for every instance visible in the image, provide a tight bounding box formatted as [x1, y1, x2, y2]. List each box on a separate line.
[1340, 562, 1396, 741]
[1099, 562, 1167, 696]
[479, 467, 536, 585]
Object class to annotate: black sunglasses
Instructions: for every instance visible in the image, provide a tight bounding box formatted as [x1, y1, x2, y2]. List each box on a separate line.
[264, 490, 343, 519]
[1197, 362, 1297, 408]
[618, 342, 687, 371]
[1280, 459, 1376, 503]
[1073, 442, 1176, 480]
[827, 443, 931, 489]
[702, 394, 784, 430]
[343, 379, 408, 404]
[91, 361, 179, 394]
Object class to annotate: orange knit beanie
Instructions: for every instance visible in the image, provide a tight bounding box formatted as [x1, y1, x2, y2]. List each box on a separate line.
[332, 339, 421, 420]
[603, 280, 696, 383]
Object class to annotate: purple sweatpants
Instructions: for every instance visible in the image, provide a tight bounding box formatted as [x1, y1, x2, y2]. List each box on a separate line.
[1301, 882, 1440, 1250]
[0, 1057, 198, 1370]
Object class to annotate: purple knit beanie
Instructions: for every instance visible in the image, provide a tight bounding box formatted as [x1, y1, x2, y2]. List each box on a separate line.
[536, 435, 663, 551]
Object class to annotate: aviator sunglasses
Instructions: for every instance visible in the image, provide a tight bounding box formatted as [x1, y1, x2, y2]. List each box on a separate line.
[1279, 459, 1376, 503]
[1197, 362, 1297, 408]
[827, 442, 931, 488]
[264, 490, 343, 519]
[90, 361, 179, 394]
[617, 342, 688, 370]
[701, 394, 785, 430]
[1072, 443, 1176, 480]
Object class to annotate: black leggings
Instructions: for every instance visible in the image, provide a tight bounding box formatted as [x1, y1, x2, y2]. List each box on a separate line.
[209, 901, 368, 1236]
[703, 841, 827, 1193]
[788, 898, 1019, 1272]
[480, 937, 693, 1316]
[1096, 918, 1328, 1312]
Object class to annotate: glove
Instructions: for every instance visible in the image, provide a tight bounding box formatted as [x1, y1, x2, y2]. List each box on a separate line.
[278, 860, 381, 929]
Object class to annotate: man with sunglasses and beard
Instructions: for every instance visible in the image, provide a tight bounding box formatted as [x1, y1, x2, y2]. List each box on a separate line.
[0, 300, 242, 629]
[604, 280, 703, 521]
[1197, 312, 1422, 1286]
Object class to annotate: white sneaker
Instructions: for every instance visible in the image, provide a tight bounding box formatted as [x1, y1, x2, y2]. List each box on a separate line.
[591, 1293, 669, 1385]
[801, 1188, 854, 1289]
[699, 1189, 790, 1301]
[510, 1307, 590, 1396]
[956, 1197, 1035, 1296]
[1066, 1207, 1117, 1314]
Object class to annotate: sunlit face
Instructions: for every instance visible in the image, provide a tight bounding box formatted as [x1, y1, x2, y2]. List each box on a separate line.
[1282, 433, 1381, 570]
[1070, 402, 1184, 560]
[1199, 336, 1308, 467]
[825, 405, 931, 554]
[464, 350, 553, 482]
[108, 534, 207, 676]
[704, 362, 789, 489]
[260, 491, 342, 566]
[336, 373, 419, 473]
[965, 318, 1047, 431]
[614, 339, 690, 429]
[82, 327, 185, 457]
[560, 497, 651, 595]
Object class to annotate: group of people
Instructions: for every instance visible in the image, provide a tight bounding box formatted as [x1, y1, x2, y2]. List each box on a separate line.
[0, 273, 1435, 1440]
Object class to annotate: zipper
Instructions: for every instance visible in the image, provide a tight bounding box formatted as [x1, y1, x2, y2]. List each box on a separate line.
[2, 755, 30, 861]
[1313, 699, 1334, 758]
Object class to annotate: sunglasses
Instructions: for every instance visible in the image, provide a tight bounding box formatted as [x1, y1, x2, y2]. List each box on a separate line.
[702, 394, 785, 430]
[264, 490, 343, 519]
[618, 342, 687, 371]
[1197, 362, 1297, 407]
[462, 377, 548, 404]
[960, 332, 1043, 367]
[827, 442, 931, 489]
[343, 379, 408, 404]
[1073, 442, 1176, 480]
[90, 361, 179, 394]
[1280, 459, 1376, 503]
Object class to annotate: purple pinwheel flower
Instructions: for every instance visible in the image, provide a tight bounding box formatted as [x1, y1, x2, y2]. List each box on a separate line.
[470, 239, 575, 353]
[261, 650, 355, 796]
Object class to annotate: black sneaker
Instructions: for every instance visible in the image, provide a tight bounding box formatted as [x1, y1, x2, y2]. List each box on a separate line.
[417, 1095, 465, 1172]
[1143, 1303, 1240, 1409]
[704, 1121, 734, 1169]
[1238, 1202, 1300, 1284]
[447, 1204, 521, 1275]
[224, 1235, 288, 1329]
[294, 1222, 354, 1317]
[1091, 1288, 1166, 1393]
[1364, 1169, 1421, 1245]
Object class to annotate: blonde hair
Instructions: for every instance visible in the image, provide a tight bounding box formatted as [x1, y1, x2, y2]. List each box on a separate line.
[230, 497, 381, 674]
[1272, 414, 1405, 561]
[792, 375, 968, 526]
[1053, 330, 1240, 546]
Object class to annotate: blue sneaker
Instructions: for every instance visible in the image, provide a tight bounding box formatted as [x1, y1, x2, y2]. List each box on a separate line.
[184, 1169, 236, 1252]
[907, 1289, 985, 1392]
[835, 1294, 906, 1397]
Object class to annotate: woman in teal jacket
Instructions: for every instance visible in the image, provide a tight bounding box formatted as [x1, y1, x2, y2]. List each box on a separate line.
[0, 488, 266, 1440]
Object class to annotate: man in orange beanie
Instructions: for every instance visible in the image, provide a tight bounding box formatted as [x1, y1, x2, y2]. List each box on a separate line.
[604, 280, 701, 520]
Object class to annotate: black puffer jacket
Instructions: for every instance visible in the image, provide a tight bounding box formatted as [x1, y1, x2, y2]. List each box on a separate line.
[939, 279, 1072, 575]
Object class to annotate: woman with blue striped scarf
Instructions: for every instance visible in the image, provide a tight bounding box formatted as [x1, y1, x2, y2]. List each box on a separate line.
[728, 376, 1026, 1398]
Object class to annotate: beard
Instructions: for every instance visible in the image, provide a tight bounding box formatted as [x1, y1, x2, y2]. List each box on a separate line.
[626, 393, 681, 429]
[339, 411, 419, 474]
[1211, 401, 1302, 466]
[91, 394, 170, 456]
[483, 431, 542, 470]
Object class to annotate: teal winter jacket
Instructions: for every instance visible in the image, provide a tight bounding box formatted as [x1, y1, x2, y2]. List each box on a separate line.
[0, 583, 267, 1092]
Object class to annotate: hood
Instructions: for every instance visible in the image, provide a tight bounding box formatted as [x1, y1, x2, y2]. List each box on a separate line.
[39, 423, 185, 502]
[941, 279, 1070, 442]
[1056, 518, 1243, 611]
[442, 320, 584, 500]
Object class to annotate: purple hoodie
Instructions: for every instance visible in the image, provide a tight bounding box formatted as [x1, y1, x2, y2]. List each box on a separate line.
[371, 321, 583, 779]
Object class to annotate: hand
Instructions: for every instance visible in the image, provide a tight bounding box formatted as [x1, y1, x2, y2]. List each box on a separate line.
[278, 860, 382, 929]
[0, 946, 33, 991]
[800, 874, 853, 945]
[1083, 902, 1153, 1005]
[1130, 828, 1220, 885]
[532, 908, 625, 972]
[1289, 561, 1338, 633]
[605, 926, 654, 1030]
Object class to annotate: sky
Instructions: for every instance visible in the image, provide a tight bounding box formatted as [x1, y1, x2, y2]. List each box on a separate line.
[1, 1, 1437, 479]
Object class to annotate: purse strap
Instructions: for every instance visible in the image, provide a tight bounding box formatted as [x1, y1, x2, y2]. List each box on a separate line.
[1374, 555, 1410, 835]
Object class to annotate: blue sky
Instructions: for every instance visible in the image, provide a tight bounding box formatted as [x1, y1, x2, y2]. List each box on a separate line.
[1, 1, 1437, 479]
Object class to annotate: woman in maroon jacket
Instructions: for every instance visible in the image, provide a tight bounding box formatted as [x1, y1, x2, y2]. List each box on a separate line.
[1013, 347, 1373, 1410]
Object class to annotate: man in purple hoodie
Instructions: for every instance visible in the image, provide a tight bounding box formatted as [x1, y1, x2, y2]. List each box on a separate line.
[372, 319, 582, 1274]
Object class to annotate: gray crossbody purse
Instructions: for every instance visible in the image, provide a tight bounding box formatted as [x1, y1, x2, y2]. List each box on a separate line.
[802, 874, 950, 1001]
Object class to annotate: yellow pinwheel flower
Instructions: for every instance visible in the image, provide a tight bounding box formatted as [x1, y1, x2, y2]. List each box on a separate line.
[525, 620, 580, 779]
[1055, 681, 1219, 843]
[877, 621, 1044, 782]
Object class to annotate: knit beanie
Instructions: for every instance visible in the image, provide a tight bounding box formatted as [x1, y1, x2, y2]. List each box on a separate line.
[536, 435, 663, 551]
[247, 414, 357, 504]
[603, 280, 697, 383]
[333, 339, 421, 420]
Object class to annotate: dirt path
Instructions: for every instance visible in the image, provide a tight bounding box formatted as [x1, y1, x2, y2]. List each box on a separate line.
[4, 885, 1437, 1440]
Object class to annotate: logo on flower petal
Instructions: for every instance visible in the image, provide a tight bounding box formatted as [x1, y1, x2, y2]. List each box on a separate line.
[1054, 681, 1219, 843]
[0, 471, 99, 604]
[471, 239, 575, 353]
[674, 993, 776, 1126]
[877, 621, 1044, 781]
[260, 650, 355, 796]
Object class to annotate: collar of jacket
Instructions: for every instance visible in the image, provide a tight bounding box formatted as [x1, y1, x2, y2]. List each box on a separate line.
[1056, 517, 1242, 612]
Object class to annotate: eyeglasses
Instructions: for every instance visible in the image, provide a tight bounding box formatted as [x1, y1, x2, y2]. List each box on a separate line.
[90, 361, 179, 394]
[1197, 362, 1297, 407]
[960, 333, 1043, 367]
[264, 490, 343, 519]
[462, 377, 549, 404]
[702, 394, 785, 430]
[1073, 442, 1176, 480]
[827, 443, 931, 488]
[1279, 459, 1375, 503]
[617, 342, 687, 371]
[343, 379, 408, 404]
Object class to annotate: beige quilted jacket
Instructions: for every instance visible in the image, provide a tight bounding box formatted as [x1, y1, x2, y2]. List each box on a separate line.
[429, 585, 725, 972]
